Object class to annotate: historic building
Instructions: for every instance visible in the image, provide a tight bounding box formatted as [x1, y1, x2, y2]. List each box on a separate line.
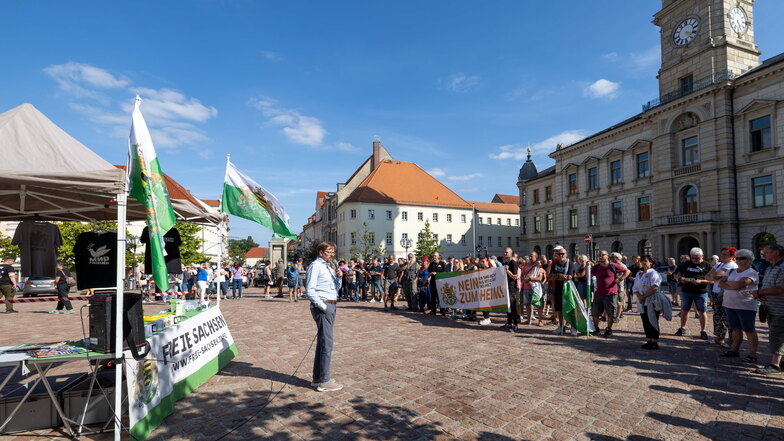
[518, 0, 784, 259]
[300, 141, 520, 258]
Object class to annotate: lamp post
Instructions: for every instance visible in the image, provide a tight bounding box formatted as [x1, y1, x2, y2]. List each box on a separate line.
[400, 237, 413, 257]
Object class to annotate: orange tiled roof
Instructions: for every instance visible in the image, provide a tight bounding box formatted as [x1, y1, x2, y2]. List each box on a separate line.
[491, 194, 520, 205]
[316, 191, 330, 209]
[115, 165, 202, 206]
[468, 201, 519, 214]
[342, 160, 471, 208]
[245, 247, 268, 258]
[202, 199, 220, 207]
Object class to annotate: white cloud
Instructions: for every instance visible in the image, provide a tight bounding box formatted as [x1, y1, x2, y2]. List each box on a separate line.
[250, 96, 327, 147]
[600, 52, 619, 61]
[334, 142, 358, 152]
[260, 50, 282, 61]
[584, 79, 620, 99]
[439, 73, 480, 92]
[427, 168, 446, 177]
[489, 130, 588, 160]
[45, 62, 216, 149]
[448, 173, 483, 181]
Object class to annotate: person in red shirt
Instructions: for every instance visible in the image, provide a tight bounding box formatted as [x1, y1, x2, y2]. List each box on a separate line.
[591, 250, 630, 337]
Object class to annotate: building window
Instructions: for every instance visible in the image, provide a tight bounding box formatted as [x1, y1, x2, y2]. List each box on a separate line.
[638, 196, 651, 220]
[351, 232, 356, 244]
[478, 217, 483, 225]
[498, 236, 502, 247]
[610, 160, 622, 185]
[682, 185, 698, 214]
[368, 209, 375, 220]
[497, 218, 501, 225]
[569, 209, 578, 229]
[506, 218, 511, 226]
[611, 201, 623, 224]
[545, 214, 553, 232]
[680, 75, 694, 94]
[753, 176, 774, 207]
[587, 167, 598, 190]
[522, 218, 527, 235]
[433, 234, 438, 242]
[461, 214, 466, 223]
[682, 136, 699, 166]
[417, 212, 423, 221]
[534, 216, 541, 233]
[545, 186, 552, 201]
[368, 232, 375, 243]
[402, 211, 408, 221]
[533, 189, 540, 204]
[432, 213, 438, 222]
[350, 209, 356, 219]
[751, 116, 772, 152]
[515, 218, 519, 226]
[515, 237, 520, 247]
[507, 237, 512, 247]
[446, 213, 452, 223]
[589, 205, 598, 226]
[488, 236, 493, 247]
[385, 210, 392, 220]
[637, 152, 650, 178]
[478, 236, 483, 245]
[402, 233, 408, 239]
[446, 234, 453, 245]
[568, 173, 577, 195]
[486, 217, 491, 224]
[386, 233, 393, 245]
[460, 235, 466, 246]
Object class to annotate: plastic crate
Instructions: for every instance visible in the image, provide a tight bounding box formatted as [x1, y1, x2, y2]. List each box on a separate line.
[0, 373, 84, 434]
[61, 369, 125, 426]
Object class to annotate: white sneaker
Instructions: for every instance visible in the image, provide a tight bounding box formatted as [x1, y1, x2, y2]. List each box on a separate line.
[316, 379, 343, 392]
[570, 328, 578, 336]
[479, 318, 491, 325]
[369, 299, 376, 303]
[552, 326, 563, 335]
[708, 337, 717, 344]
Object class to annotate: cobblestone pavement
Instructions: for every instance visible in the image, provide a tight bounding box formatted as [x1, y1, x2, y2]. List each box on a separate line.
[1, 287, 783, 440]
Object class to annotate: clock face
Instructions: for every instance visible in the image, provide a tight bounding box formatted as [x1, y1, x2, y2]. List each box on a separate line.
[673, 17, 700, 46]
[729, 7, 748, 34]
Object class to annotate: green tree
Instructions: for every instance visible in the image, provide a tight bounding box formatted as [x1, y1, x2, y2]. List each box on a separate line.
[414, 220, 441, 260]
[301, 239, 320, 263]
[174, 221, 208, 265]
[348, 222, 386, 261]
[0, 233, 20, 259]
[56, 221, 118, 270]
[228, 235, 259, 264]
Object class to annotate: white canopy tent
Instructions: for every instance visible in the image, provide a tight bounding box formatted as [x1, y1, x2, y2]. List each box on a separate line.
[0, 103, 220, 439]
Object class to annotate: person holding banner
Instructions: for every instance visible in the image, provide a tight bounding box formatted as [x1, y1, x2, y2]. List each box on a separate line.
[427, 253, 447, 315]
[306, 242, 343, 392]
[502, 248, 521, 332]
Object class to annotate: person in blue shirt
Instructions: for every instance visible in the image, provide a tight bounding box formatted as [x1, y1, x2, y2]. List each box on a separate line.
[196, 263, 209, 303]
[305, 242, 343, 392]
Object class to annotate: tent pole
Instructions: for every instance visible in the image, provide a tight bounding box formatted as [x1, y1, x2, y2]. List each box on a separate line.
[114, 191, 127, 441]
[218, 153, 230, 308]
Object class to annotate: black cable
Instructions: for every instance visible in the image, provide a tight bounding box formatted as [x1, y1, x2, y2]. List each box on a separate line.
[212, 333, 318, 441]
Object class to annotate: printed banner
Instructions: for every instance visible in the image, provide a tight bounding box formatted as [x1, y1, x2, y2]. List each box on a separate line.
[125, 306, 237, 440]
[435, 266, 510, 310]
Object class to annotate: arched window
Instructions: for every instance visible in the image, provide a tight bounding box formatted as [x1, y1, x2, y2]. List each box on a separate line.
[533, 245, 542, 256]
[569, 243, 578, 258]
[682, 186, 698, 214]
[638, 239, 652, 257]
[612, 241, 623, 253]
[545, 245, 554, 258]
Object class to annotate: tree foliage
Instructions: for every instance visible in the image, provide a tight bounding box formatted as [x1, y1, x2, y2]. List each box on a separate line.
[348, 222, 386, 261]
[414, 220, 441, 260]
[0, 233, 20, 260]
[228, 235, 259, 264]
[174, 221, 208, 265]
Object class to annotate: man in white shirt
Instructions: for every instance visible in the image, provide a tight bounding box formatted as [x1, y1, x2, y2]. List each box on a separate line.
[306, 242, 343, 392]
[706, 247, 738, 345]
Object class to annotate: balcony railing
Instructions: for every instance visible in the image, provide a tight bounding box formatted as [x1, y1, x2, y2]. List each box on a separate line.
[642, 70, 738, 112]
[673, 163, 701, 177]
[657, 211, 719, 226]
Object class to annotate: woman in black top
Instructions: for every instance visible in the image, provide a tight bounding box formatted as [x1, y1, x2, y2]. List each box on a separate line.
[52, 261, 75, 314]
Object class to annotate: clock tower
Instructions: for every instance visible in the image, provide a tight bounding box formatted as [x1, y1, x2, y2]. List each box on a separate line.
[654, 0, 761, 99]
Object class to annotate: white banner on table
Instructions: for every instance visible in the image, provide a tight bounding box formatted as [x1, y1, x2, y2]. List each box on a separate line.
[434, 266, 510, 310]
[125, 306, 237, 440]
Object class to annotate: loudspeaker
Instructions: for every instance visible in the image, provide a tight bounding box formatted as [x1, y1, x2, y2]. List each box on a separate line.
[88, 292, 146, 356]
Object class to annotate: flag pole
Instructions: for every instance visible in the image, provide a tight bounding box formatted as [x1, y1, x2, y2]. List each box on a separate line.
[218, 154, 230, 307]
[586, 261, 592, 337]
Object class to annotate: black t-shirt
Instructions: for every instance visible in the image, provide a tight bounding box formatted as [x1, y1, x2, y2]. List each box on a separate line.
[428, 260, 447, 288]
[0, 264, 15, 286]
[549, 259, 574, 295]
[503, 258, 519, 292]
[140, 227, 182, 274]
[370, 264, 382, 281]
[12, 221, 62, 277]
[675, 260, 711, 294]
[73, 231, 117, 290]
[56, 268, 72, 289]
[383, 263, 399, 279]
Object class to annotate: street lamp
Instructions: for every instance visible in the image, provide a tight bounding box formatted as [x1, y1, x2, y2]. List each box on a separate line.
[400, 237, 413, 256]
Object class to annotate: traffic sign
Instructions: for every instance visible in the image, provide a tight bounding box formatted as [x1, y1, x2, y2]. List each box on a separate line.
[584, 234, 592, 244]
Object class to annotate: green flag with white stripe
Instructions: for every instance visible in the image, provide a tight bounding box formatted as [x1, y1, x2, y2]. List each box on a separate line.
[563, 281, 596, 335]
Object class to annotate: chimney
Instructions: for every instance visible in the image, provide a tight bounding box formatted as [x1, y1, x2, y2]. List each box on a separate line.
[372, 140, 381, 170]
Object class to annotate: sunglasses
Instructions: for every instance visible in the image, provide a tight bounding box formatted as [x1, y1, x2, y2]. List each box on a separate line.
[736, 257, 750, 261]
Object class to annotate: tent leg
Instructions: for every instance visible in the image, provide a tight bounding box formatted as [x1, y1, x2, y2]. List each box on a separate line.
[114, 192, 127, 441]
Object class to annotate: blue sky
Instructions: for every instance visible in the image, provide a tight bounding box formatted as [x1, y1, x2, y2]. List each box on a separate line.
[2, 1, 783, 246]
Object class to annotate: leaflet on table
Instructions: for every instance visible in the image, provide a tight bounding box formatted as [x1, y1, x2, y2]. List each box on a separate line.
[125, 306, 237, 440]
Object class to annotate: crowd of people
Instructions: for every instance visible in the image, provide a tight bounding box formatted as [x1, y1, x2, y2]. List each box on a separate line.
[319, 243, 784, 376]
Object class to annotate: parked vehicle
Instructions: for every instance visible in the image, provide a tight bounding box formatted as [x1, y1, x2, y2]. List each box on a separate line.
[22, 276, 58, 297]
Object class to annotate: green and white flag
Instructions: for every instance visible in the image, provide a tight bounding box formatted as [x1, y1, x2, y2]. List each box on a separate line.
[563, 280, 596, 335]
[222, 161, 296, 239]
[128, 96, 176, 292]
